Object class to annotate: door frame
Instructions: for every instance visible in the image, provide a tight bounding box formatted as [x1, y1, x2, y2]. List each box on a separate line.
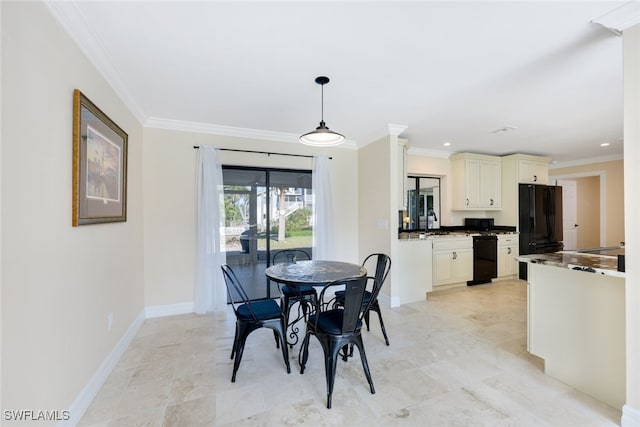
[549, 170, 606, 247]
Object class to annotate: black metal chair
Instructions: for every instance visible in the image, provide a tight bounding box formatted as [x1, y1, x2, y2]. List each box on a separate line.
[334, 253, 392, 346]
[299, 276, 376, 409]
[221, 264, 291, 382]
[271, 249, 317, 344]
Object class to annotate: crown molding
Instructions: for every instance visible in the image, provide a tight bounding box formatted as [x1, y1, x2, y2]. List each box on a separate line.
[44, 2, 147, 124]
[388, 124, 408, 136]
[549, 153, 624, 169]
[591, 1, 640, 36]
[145, 117, 359, 149]
[407, 146, 452, 159]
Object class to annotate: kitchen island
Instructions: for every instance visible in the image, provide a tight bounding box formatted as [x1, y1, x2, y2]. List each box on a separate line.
[519, 252, 625, 410]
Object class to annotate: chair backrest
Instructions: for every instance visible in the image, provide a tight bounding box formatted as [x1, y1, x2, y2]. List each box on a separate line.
[362, 253, 391, 301]
[318, 276, 373, 334]
[221, 264, 256, 319]
[272, 249, 311, 265]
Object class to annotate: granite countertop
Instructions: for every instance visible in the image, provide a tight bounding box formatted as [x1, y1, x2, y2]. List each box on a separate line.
[398, 230, 518, 240]
[517, 252, 625, 278]
[398, 232, 434, 240]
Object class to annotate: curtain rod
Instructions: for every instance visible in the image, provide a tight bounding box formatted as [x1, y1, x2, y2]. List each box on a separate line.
[193, 146, 332, 160]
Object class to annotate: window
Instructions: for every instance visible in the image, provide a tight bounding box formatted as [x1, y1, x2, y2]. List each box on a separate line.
[402, 176, 441, 231]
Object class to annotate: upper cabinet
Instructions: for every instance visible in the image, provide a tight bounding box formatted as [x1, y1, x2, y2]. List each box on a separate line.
[496, 154, 551, 228]
[516, 156, 550, 184]
[450, 153, 501, 210]
[397, 138, 408, 210]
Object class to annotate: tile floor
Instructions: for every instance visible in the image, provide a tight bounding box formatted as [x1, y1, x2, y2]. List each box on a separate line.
[78, 280, 621, 426]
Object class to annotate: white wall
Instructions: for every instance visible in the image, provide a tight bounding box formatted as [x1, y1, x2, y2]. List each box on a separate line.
[623, 23, 640, 427]
[358, 136, 393, 300]
[0, 0, 3, 415]
[142, 127, 360, 308]
[1, 1, 144, 421]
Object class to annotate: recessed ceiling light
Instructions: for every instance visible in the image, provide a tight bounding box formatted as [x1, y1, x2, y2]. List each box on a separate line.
[443, 142, 451, 147]
[600, 142, 610, 147]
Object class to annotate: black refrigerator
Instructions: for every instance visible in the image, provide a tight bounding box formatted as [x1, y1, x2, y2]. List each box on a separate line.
[519, 184, 564, 279]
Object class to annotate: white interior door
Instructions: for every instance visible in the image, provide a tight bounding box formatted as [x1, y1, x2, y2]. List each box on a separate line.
[558, 179, 578, 250]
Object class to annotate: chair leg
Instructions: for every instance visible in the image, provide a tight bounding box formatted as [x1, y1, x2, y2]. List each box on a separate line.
[340, 344, 350, 362]
[354, 335, 375, 394]
[231, 323, 252, 382]
[374, 306, 390, 346]
[364, 310, 371, 331]
[324, 340, 342, 409]
[230, 323, 239, 360]
[274, 322, 291, 374]
[299, 331, 311, 374]
[273, 330, 280, 349]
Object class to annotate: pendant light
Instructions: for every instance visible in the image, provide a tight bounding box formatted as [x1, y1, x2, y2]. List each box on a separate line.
[299, 76, 345, 146]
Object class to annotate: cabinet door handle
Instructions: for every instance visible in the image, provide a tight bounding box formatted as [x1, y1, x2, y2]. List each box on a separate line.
[507, 247, 512, 255]
[533, 175, 538, 182]
[490, 198, 494, 206]
[466, 198, 469, 206]
[452, 251, 457, 260]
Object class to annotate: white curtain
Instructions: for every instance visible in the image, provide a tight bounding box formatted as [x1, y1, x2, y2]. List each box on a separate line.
[194, 145, 226, 313]
[312, 155, 335, 260]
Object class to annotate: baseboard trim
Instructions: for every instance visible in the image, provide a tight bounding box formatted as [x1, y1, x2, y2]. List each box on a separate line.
[622, 404, 640, 427]
[59, 311, 145, 427]
[389, 295, 400, 308]
[144, 302, 194, 318]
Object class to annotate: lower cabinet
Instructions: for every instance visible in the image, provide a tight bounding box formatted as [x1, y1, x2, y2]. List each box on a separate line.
[397, 238, 433, 304]
[433, 237, 473, 286]
[497, 234, 519, 277]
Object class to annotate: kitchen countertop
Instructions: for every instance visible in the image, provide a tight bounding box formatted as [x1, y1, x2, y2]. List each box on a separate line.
[517, 251, 625, 278]
[398, 230, 518, 240]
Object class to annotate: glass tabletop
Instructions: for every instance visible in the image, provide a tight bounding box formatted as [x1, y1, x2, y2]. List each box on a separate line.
[265, 260, 366, 286]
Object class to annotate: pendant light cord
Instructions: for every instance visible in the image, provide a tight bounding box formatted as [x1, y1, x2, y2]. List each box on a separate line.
[320, 82, 324, 125]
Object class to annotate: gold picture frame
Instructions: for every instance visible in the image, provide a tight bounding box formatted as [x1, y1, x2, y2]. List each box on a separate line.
[72, 89, 128, 226]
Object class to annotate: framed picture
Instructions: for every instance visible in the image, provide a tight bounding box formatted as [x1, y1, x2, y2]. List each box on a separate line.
[72, 89, 128, 226]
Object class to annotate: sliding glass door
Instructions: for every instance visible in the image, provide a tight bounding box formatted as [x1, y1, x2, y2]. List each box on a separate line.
[222, 166, 313, 301]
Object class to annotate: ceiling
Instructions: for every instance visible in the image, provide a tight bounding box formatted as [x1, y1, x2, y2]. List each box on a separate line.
[47, 1, 629, 165]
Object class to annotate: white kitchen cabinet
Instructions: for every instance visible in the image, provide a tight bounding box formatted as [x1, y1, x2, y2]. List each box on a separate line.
[432, 236, 473, 286]
[397, 237, 433, 303]
[494, 154, 551, 229]
[450, 153, 501, 210]
[497, 234, 519, 277]
[518, 158, 549, 184]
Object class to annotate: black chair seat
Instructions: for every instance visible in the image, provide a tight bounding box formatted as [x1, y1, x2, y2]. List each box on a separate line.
[281, 284, 317, 296]
[237, 299, 283, 321]
[308, 310, 363, 335]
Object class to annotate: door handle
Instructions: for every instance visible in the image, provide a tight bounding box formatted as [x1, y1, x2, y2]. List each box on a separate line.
[466, 198, 469, 206]
[574, 224, 579, 227]
[533, 175, 538, 182]
[452, 251, 457, 260]
[507, 247, 512, 255]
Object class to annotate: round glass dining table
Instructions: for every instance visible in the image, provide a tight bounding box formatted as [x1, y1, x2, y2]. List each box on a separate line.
[265, 260, 367, 347]
[265, 260, 367, 287]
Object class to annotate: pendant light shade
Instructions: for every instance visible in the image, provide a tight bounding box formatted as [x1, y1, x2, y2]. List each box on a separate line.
[299, 76, 345, 147]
